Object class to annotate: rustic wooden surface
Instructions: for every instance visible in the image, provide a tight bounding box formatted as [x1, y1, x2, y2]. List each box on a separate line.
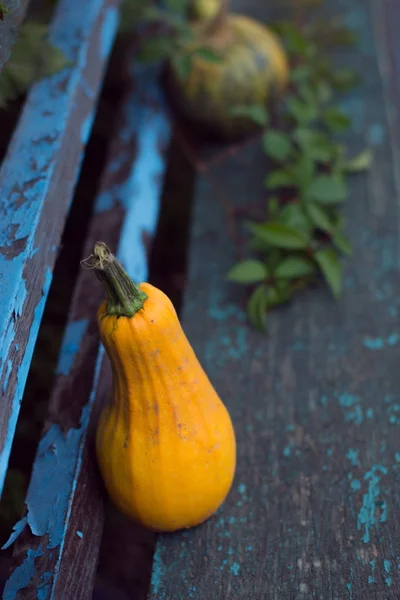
[148, 0, 400, 598]
[2, 59, 171, 599]
[0, 0, 122, 497]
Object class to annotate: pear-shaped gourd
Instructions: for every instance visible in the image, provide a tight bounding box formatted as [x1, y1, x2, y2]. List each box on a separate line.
[166, 0, 289, 139]
[87, 243, 236, 532]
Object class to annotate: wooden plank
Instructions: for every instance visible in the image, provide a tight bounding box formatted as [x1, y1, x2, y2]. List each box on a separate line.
[2, 61, 171, 599]
[148, 1, 400, 598]
[0, 0, 121, 496]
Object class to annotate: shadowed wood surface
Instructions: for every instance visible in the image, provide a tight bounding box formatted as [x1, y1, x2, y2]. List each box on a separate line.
[2, 58, 171, 600]
[148, 0, 400, 598]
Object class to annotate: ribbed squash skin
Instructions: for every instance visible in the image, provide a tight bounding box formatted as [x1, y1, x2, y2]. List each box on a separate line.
[167, 14, 289, 139]
[96, 283, 236, 532]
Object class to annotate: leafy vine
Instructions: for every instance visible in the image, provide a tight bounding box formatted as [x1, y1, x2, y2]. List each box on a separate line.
[226, 13, 372, 329]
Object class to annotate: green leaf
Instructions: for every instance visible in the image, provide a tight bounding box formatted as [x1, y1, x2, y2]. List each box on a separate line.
[230, 104, 269, 126]
[275, 255, 316, 279]
[330, 68, 359, 90]
[286, 96, 318, 125]
[322, 107, 351, 131]
[247, 285, 268, 331]
[306, 174, 347, 205]
[227, 259, 268, 284]
[288, 153, 316, 190]
[262, 130, 293, 161]
[315, 80, 333, 104]
[0, 22, 71, 107]
[191, 47, 223, 63]
[293, 128, 335, 163]
[344, 148, 373, 172]
[248, 222, 310, 250]
[333, 232, 352, 256]
[305, 203, 333, 233]
[314, 248, 343, 298]
[279, 203, 311, 232]
[171, 53, 193, 80]
[265, 282, 294, 307]
[264, 170, 294, 190]
[290, 65, 312, 84]
[268, 196, 280, 218]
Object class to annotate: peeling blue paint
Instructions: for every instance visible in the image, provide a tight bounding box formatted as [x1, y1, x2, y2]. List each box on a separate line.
[230, 563, 240, 576]
[357, 465, 388, 543]
[364, 333, 399, 349]
[55, 319, 88, 376]
[0, 268, 52, 497]
[76, 530, 83, 539]
[351, 479, 361, 491]
[237, 483, 246, 495]
[151, 545, 164, 597]
[3, 359, 12, 393]
[368, 123, 385, 145]
[347, 449, 359, 467]
[3, 548, 44, 600]
[80, 113, 95, 144]
[100, 6, 119, 60]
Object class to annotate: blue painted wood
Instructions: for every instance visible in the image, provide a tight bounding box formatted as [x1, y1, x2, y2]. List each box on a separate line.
[148, 0, 400, 598]
[2, 61, 171, 599]
[0, 0, 121, 498]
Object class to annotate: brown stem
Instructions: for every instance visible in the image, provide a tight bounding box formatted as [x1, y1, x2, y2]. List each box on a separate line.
[81, 243, 147, 318]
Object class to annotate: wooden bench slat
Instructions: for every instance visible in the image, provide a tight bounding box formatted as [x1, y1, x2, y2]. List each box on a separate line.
[0, 0, 121, 496]
[2, 62, 171, 600]
[148, 1, 400, 598]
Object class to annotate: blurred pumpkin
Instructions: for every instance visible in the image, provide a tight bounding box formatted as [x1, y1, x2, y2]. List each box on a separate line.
[166, 0, 289, 140]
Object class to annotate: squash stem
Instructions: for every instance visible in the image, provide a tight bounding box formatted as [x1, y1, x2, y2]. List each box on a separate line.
[83, 243, 147, 317]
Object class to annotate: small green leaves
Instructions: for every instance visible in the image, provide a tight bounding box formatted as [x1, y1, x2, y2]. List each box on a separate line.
[230, 104, 269, 127]
[314, 248, 342, 298]
[306, 174, 347, 204]
[286, 95, 318, 125]
[305, 203, 333, 233]
[275, 256, 316, 279]
[330, 68, 359, 90]
[344, 148, 373, 172]
[264, 170, 294, 190]
[263, 130, 293, 161]
[248, 222, 310, 250]
[322, 107, 351, 131]
[333, 232, 352, 256]
[248, 285, 268, 331]
[224, 8, 368, 329]
[227, 260, 268, 284]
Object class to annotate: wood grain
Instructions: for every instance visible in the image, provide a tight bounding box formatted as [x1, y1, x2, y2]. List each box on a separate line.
[148, 0, 400, 598]
[2, 60, 171, 599]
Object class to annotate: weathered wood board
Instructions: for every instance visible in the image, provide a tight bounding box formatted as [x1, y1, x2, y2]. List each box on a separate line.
[0, 0, 122, 497]
[148, 0, 400, 598]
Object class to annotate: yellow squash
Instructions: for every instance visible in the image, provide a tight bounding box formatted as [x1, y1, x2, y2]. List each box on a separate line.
[86, 243, 236, 532]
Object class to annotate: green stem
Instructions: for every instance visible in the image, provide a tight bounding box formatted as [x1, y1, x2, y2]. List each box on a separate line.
[83, 243, 147, 318]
